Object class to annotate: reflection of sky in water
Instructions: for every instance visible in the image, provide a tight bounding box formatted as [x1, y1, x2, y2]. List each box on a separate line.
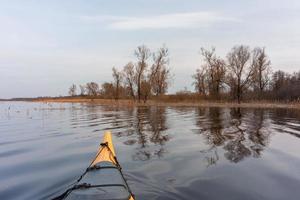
[0, 102, 300, 199]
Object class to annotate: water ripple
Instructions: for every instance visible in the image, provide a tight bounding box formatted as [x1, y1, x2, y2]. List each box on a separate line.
[0, 102, 300, 199]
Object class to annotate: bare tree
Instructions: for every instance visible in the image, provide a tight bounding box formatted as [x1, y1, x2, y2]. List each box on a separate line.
[226, 45, 255, 103]
[135, 45, 151, 102]
[192, 47, 226, 98]
[141, 80, 151, 103]
[123, 62, 136, 100]
[271, 70, 300, 101]
[251, 47, 271, 97]
[100, 82, 114, 98]
[79, 85, 86, 96]
[86, 82, 99, 97]
[272, 70, 286, 92]
[192, 68, 207, 95]
[112, 67, 123, 100]
[68, 84, 77, 96]
[200, 47, 226, 98]
[150, 46, 171, 96]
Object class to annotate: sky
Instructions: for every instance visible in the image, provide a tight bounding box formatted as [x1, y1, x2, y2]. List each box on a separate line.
[0, 0, 300, 98]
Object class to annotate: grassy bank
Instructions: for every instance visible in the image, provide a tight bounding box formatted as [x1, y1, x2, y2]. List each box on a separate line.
[21, 97, 300, 109]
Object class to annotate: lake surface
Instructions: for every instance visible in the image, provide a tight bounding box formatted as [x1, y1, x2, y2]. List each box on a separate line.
[0, 102, 300, 200]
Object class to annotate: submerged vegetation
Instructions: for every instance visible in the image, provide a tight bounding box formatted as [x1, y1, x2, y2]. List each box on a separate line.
[66, 44, 298, 104]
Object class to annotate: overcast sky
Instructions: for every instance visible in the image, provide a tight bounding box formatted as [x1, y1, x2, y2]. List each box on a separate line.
[0, 0, 300, 98]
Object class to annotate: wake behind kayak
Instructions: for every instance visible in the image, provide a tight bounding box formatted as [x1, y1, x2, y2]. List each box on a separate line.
[52, 131, 135, 200]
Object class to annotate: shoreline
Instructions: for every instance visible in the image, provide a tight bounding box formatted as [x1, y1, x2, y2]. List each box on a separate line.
[5, 98, 299, 109]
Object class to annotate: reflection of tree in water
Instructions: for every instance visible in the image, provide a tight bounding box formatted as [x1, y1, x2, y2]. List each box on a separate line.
[148, 107, 169, 145]
[208, 107, 226, 146]
[195, 107, 229, 146]
[195, 107, 271, 165]
[135, 107, 148, 149]
[247, 109, 270, 158]
[224, 108, 251, 163]
[122, 106, 169, 161]
[196, 107, 225, 166]
[96, 106, 134, 135]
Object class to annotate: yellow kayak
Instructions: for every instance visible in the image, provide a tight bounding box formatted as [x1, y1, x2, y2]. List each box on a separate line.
[53, 131, 135, 200]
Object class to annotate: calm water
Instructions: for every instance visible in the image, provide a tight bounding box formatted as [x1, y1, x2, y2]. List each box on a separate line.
[0, 102, 300, 200]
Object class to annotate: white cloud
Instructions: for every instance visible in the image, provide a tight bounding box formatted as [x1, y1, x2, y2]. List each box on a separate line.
[81, 12, 238, 30]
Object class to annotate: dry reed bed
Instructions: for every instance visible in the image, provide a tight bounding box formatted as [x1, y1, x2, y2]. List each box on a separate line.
[31, 98, 300, 109]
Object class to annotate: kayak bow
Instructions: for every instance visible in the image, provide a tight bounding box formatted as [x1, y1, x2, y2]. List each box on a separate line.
[54, 131, 134, 200]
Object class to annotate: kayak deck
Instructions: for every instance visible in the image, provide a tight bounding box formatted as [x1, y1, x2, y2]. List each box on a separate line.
[91, 132, 117, 166]
[55, 131, 134, 200]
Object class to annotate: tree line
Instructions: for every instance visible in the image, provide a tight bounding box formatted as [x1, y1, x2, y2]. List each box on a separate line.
[69, 45, 171, 102]
[192, 45, 300, 102]
[68, 44, 300, 103]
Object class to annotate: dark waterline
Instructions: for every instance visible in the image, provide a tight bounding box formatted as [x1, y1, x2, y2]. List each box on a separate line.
[0, 102, 300, 200]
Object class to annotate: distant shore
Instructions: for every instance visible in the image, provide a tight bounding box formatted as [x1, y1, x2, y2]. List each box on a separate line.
[3, 97, 300, 109]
